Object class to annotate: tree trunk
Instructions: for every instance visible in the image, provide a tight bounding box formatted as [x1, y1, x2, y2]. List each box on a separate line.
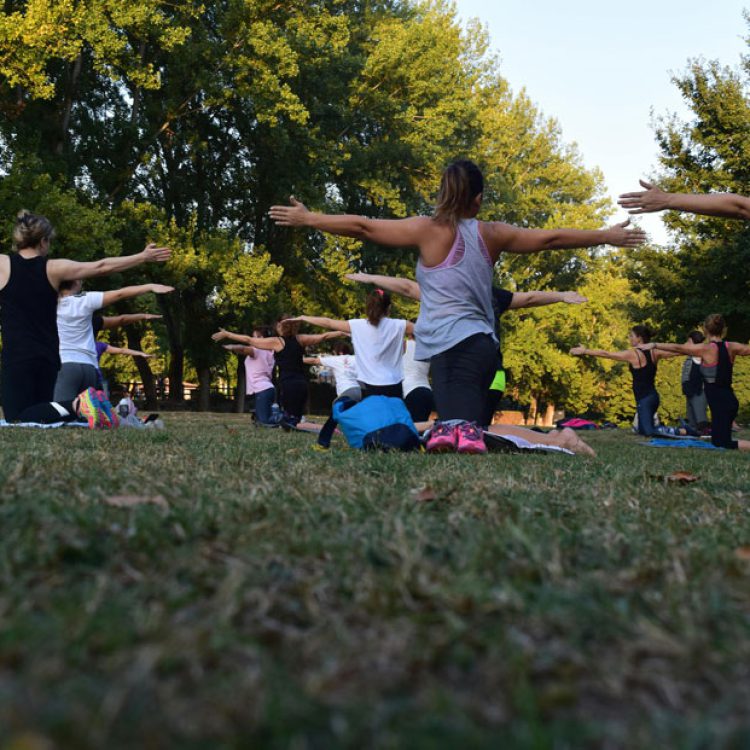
[527, 395, 538, 426]
[125, 328, 157, 409]
[235, 357, 246, 413]
[57, 53, 83, 156]
[197, 366, 211, 412]
[161, 301, 184, 402]
[543, 403, 556, 428]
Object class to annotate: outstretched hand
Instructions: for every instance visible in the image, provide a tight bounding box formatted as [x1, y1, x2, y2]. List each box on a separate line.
[345, 273, 369, 284]
[150, 284, 175, 295]
[605, 219, 647, 248]
[561, 291, 588, 305]
[137, 352, 155, 359]
[569, 345, 586, 356]
[143, 313, 163, 321]
[211, 328, 229, 342]
[639, 342, 657, 351]
[268, 196, 310, 227]
[618, 180, 671, 214]
[143, 243, 171, 263]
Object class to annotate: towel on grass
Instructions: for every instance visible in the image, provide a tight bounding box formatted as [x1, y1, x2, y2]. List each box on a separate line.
[644, 438, 722, 450]
[0, 419, 88, 429]
[484, 431, 574, 455]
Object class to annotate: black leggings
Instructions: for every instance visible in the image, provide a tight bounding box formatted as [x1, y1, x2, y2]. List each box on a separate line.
[362, 382, 403, 399]
[279, 375, 308, 420]
[1, 358, 59, 422]
[430, 333, 497, 423]
[405, 387, 434, 422]
[16, 400, 76, 424]
[705, 383, 739, 449]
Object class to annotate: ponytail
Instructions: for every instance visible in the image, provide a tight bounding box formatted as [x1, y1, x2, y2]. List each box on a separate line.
[433, 160, 484, 226]
[703, 313, 726, 337]
[13, 210, 54, 250]
[366, 289, 391, 327]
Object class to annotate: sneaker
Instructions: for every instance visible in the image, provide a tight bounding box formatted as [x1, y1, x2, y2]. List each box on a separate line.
[456, 421, 487, 454]
[96, 390, 119, 429]
[77, 387, 104, 429]
[426, 421, 457, 453]
[678, 418, 700, 437]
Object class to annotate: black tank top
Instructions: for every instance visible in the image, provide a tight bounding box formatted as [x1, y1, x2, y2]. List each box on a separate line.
[701, 340, 732, 388]
[274, 335, 305, 379]
[629, 348, 656, 399]
[0, 253, 59, 366]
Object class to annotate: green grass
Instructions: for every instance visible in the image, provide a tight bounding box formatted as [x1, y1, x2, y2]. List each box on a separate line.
[1, 414, 750, 749]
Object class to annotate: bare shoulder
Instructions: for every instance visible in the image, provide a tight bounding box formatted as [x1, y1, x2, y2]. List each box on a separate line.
[0, 254, 9, 290]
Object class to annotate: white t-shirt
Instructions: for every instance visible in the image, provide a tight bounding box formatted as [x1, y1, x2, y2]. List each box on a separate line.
[57, 292, 105, 367]
[402, 339, 431, 397]
[319, 354, 360, 397]
[349, 317, 407, 386]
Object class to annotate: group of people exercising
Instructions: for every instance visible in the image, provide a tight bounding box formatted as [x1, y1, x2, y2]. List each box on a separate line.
[1, 166, 748, 452]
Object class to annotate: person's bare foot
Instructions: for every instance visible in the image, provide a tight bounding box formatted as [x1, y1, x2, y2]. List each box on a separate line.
[558, 427, 597, 457]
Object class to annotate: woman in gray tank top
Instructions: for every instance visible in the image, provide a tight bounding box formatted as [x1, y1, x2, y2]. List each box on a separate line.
[270, 160, 645, 454]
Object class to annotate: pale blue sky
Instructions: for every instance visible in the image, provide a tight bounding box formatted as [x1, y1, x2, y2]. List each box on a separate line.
[454, 0, 748, 243]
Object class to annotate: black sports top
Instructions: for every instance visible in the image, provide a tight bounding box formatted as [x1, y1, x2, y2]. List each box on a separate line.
[700, 340, 732, 387]
[0, 253, 59, 366]
[274, 335, 305, 379]
[629, 348, 656, 399]
[491, 287, 514, 369]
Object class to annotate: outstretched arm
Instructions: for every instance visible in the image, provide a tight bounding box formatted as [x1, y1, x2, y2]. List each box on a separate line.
[729, 342, 750, 357]
[290, 315, 351, 334]
[303, 356, 322, 366]
[647, 341, 707, 357]
[212, 329, 283, 352]
[223, 344, 255, 356]
[618, 180, 750, 220]
[269, 196, 433, 247]
[102, 283, 174, 307]
[48, 243, 171, 285]
[346, 272, 421, 301]
[569, 345, 636, 364]
[483, 220, 646, 258]
[297, 331, 348, 347]
[103, 345, 154, 359]
[509, 291, 587, 309]
[101, 313, 163, 330]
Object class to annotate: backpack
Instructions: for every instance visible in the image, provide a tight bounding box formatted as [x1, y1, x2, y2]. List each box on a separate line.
[318, 396, 420, 451]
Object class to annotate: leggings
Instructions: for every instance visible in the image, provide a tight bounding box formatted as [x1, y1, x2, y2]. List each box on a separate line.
[704, 383, 739, 449]
[404, 387, 434, 422]
[362, 382, 403, 399]
[54, 362, 99, 402]
[1, 358, 59, 422]
[635, 390, 660, 437]
[15, 400, 76, 424]
[279, 375, 308, 421]
[430, 333, 497, 423]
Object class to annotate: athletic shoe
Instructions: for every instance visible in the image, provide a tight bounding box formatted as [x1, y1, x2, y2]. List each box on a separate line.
[95, 390, 119, 429]
[426, 421, 457, 453]
[678, 418, 700, 437]
[456, 421, 487, 454]
[77, 387, 104, 429]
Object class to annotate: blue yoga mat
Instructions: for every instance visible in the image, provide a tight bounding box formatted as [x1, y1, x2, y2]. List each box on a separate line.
[643, 438, 723, 450]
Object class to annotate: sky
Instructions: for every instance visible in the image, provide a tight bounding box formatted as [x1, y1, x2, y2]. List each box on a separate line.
[454, 0, 748, 244]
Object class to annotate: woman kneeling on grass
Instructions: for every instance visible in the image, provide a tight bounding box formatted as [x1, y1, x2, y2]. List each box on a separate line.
[570, 325, 681, 437]
[288, 289, 413, 399]
[271, 159, 644, 454]
[642, 314, 750, 451]
[212, 316, 345, 428]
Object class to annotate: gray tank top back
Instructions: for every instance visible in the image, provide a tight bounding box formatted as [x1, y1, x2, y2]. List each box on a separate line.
[414, 218, 496, 360]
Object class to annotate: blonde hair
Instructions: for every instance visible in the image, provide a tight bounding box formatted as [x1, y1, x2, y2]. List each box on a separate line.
[13, 210, 54, 250]
[433, 160, 484, 226]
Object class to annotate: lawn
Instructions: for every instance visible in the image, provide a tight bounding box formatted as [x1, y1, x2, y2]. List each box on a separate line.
[1, 414, 749, 749]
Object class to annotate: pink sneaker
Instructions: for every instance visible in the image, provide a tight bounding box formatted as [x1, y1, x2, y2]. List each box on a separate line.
[456, 421, 487, 454]
[426, 421, 457, 453]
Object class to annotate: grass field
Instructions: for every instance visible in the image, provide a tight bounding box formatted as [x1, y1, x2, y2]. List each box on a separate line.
[1, 413, 749, 749]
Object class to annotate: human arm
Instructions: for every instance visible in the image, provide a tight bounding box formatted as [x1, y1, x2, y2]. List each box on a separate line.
[47, 243, 171, 285]
[482, 220, 646, 258]
[269, 196, 433, 247]
[303, 356, 322, 366]
[103, 345, 154, 359]
[404, 321, 415, 336]
[101, 313, 163, 330]
[569, 345, 636, 363]
[211, 328, 284, 352]
[223, 344, 255, 356]
[345, 272, 421, 301]
[509, 290, 587, 309]
[101, 283, 174, 307]
[618, 180, 750, 220]
[289, 315, 351, 334]
[729, 342, 750, 357]
[297, 331, 348, 347]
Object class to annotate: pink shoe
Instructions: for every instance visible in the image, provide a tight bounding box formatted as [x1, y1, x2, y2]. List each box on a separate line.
[456, 421, 487, 454]
[426, 421, 457, 453]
